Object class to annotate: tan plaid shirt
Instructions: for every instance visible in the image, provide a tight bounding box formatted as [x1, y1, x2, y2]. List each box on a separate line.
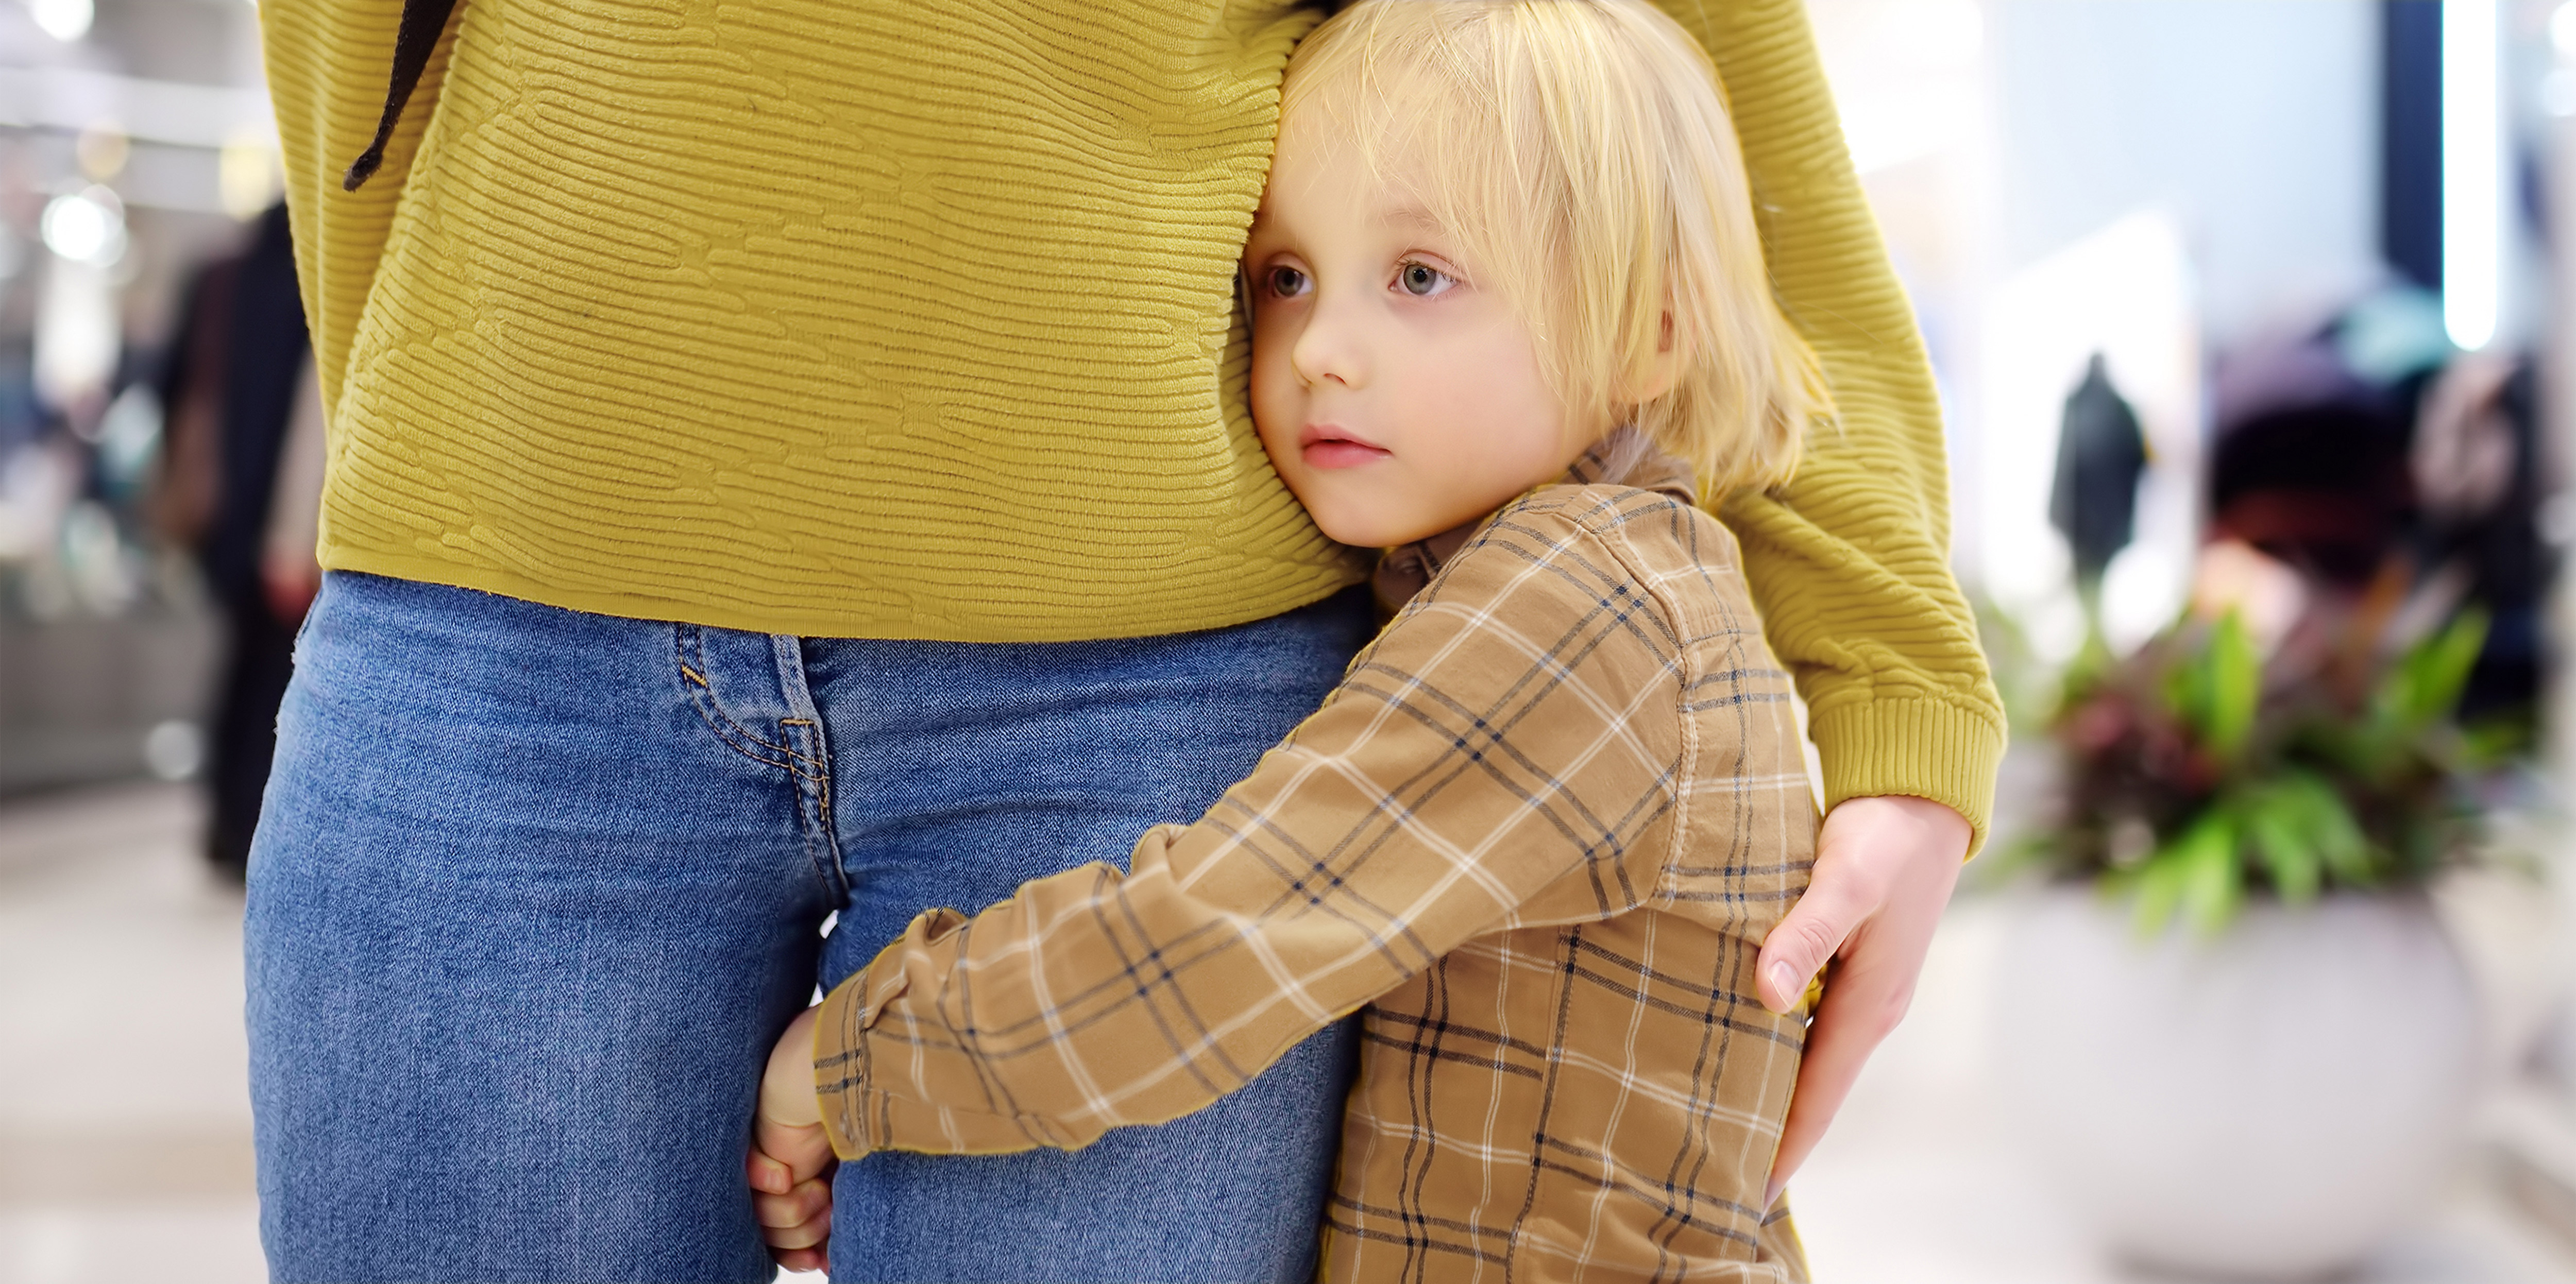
[816, 437, 1818, 1282]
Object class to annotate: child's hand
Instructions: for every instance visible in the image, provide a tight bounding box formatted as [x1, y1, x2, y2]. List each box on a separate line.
[749, 1004, 836, 1273]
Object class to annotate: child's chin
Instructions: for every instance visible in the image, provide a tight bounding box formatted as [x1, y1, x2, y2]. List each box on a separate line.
[1287, 492, 1379, 547]
[1313, 514, 1396, 549]
[1292, 479, 1438, 548]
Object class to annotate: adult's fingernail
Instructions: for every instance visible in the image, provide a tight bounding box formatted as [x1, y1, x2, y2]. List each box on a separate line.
[1766, 962, 1798, 1005]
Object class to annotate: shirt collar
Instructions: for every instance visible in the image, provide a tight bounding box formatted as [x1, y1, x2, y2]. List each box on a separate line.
[1370, 427, 1698, 617]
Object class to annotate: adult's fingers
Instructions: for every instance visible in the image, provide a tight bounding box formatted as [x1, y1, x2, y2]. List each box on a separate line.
[1764, 934, 1910, 1203]
[1754, 855, 1881, 1014]
[1758, 796, 1970, 1200]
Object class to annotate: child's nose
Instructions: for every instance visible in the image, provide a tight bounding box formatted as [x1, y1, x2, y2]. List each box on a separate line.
[1290, 292, 1370, 388]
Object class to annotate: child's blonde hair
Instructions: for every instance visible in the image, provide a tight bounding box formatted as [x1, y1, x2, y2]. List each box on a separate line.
[1278, 0, 1830, 501]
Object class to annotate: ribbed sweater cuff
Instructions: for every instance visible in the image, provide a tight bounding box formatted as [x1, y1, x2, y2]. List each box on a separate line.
[1806, 697, 2006, 857]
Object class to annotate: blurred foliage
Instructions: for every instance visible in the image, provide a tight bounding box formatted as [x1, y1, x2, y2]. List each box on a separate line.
[2005, 608, 2506, 935]
[1972, 595, 2066, 735]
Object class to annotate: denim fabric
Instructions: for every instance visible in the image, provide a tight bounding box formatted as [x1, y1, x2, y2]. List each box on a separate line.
[247, 571, 1371, 1283]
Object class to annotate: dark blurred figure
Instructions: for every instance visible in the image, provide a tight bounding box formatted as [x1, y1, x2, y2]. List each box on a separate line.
[154, 202, 316, 881]
[2050, 353, 2148, 613]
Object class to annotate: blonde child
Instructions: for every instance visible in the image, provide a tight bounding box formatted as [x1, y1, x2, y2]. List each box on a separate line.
[763, 1, 1834, 1276]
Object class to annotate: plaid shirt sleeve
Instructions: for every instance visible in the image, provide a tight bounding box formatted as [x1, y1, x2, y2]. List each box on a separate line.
[813, 496, 1699, 1160]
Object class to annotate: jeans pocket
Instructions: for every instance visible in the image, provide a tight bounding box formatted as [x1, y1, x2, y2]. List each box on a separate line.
[289, 572, 330, 666]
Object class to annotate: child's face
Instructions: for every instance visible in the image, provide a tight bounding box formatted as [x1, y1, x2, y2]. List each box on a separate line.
[1245, 113, 1604, 549]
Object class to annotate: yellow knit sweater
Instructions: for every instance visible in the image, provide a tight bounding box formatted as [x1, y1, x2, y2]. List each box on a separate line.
[261, 0, 2005, 841]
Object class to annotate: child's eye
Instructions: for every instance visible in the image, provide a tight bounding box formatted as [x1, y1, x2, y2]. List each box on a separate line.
[1266, 265, 1311, 299]
[1396, 262, 1456, 298]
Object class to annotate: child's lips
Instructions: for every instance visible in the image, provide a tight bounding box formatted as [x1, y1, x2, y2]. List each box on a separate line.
[1299, 424, 1392, 469]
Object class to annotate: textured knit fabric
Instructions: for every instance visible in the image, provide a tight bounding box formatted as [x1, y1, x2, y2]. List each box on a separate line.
[259, 0, 2004, 843]
[815, 438, 1816, 1281]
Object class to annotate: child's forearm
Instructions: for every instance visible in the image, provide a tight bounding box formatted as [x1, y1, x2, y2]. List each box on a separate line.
[809, 848, 1397, 1160]
[808, 516, 1696, 1159]
[808, 807, 1538, 1161]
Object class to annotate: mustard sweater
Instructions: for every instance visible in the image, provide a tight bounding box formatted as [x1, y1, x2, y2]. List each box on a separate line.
[260, 0, 2005, 841]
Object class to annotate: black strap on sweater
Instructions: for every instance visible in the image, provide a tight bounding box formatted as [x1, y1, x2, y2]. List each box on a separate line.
[342, 0, 461, 191]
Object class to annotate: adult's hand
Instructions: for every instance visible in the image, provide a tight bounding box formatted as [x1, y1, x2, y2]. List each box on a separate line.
[749, 1004, 836, 1274]
[1756, 794, 1970, 1204]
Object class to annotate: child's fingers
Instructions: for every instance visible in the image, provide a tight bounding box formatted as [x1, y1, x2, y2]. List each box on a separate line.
[752, 1116, 837, 1185]
[754, 1175, 834, 1233]
[745, 1148, 791, 1195]
[758, 1186, 835, 1250]
[772, 1244, 829, 1275]
[752, 1185, 828, 1231]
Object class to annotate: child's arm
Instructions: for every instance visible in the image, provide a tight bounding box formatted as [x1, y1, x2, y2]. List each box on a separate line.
[804, 504, 1704, 1162]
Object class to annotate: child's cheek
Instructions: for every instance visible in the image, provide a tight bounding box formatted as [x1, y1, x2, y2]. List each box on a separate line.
[1249, 361, 1303, 479]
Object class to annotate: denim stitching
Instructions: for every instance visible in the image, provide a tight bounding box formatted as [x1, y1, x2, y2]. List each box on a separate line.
[767, 636, 850, 902]
[673, 625, 826, 783]
[670, 625, 846, 901]
[775, 711, 849, 903]
[692, 626, 810, 766]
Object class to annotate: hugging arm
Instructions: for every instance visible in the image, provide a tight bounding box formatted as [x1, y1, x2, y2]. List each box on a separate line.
[805, 517, 1686, 1161]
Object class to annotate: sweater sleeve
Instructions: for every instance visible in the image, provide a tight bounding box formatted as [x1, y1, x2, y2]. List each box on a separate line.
[1654, 0, 2006, 850]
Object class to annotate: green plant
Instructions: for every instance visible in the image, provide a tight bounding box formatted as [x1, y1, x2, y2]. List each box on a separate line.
[2015, 608, 2498, 935]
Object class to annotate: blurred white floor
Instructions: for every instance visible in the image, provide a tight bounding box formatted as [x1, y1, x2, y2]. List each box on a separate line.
[2, 781, 2572, 1284]
[0, 783, 260, 1284]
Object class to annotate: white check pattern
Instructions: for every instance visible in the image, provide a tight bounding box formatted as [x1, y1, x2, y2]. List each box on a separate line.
[817, 443, 1817, 1283]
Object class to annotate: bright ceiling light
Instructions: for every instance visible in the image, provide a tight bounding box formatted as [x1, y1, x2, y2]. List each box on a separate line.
[41, 186, 124, 266]
[1886, 0, 1982, 68]
[29, 0, 92, 42]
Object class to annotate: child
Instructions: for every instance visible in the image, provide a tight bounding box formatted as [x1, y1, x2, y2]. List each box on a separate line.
[762, 0, 1828, 1276]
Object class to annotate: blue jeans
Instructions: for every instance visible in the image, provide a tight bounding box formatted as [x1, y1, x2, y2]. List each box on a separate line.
[246, 572, 1371, 1283]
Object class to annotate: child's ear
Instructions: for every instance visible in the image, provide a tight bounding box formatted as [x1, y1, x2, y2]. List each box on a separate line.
[1626, 310, 1682, 405]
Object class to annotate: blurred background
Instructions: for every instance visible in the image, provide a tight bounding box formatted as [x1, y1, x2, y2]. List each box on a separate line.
[10, 0, 2576, 1280]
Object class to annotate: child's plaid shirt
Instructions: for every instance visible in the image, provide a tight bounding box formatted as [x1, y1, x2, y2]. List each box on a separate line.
[815, 436, 1818, 1282]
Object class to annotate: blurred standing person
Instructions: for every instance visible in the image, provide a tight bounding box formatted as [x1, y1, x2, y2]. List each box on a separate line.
[152, 201, 324, 881]
[246, 2, 2003, 1281]
[149, 256, 230, 557]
